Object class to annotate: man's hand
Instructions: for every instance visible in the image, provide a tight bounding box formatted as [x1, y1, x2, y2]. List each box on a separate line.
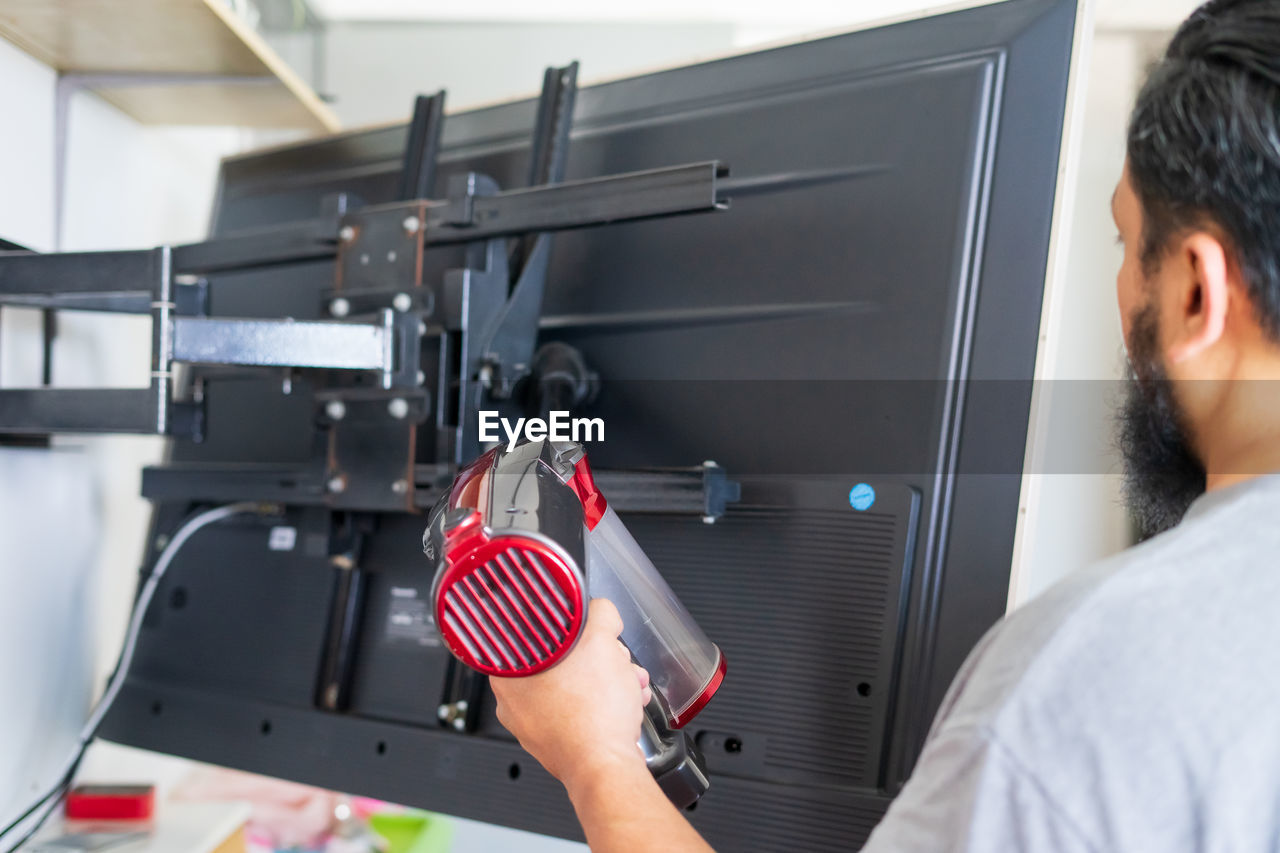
[491, 597, 652, 793]
[490, 597, 716, 853]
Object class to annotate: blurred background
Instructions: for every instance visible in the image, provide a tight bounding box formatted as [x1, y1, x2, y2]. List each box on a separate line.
[0, 0, 1203, 850]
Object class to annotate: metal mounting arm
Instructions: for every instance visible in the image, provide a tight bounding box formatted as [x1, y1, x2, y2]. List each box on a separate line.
[0, 161, 724, 441]
[0, 64, 741, 513]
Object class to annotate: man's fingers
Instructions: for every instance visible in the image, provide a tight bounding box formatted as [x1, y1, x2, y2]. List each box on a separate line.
[588, 597, 624, 638]
[636, 664, 652, 706]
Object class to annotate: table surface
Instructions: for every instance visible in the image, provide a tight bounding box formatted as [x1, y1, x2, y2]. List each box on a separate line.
[26, 801, 251, 853]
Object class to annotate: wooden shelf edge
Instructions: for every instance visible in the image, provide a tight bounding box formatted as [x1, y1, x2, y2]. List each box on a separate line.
[0, 18, 58, 70]
[0, 0, 340, 134]
[200, 0, 341, 134]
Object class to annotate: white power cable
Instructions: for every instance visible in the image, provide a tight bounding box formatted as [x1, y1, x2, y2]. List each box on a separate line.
[0, 502, 271, 852]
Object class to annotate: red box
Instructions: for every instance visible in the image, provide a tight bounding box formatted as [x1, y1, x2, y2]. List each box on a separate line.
[65, 785, 155, 821]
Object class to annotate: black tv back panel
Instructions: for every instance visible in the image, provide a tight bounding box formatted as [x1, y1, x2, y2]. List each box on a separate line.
[99, 2, 1080, 848]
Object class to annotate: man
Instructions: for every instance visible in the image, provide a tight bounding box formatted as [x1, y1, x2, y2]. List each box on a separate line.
[492, 1, 1280, 849]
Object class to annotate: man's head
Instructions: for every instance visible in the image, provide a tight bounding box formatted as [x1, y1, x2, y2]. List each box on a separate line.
[1115, 0, 1280, 538]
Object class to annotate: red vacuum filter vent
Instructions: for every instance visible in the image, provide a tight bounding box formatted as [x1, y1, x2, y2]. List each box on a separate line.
[435, 528, 586, 677]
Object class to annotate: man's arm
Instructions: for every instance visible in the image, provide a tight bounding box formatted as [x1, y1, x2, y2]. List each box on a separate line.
[560, 750, 714, 853]
[490, 598, 714, 853]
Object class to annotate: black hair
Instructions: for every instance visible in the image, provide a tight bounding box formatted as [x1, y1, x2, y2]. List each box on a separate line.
[1127, 0, 1280, 338]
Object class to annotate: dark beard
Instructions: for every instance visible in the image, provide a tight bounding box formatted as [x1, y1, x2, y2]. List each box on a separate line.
[1116, 304, 1206, 540]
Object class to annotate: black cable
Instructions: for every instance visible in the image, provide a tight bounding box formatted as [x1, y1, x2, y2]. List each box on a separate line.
[0, 503, 267, 852]
[1, 755, 84, 853]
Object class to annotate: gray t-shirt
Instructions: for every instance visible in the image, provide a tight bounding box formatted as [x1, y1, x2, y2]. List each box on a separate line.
[862, 474, 1280, 852]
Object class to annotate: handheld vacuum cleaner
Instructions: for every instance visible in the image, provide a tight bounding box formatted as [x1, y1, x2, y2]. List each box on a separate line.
[423, 439, 726, 807]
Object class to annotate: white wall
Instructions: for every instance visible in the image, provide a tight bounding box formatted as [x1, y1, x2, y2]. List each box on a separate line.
[0, 35, 55, 389]
[0, 34, 98, 837]
[0, 32, 251, 839]
[1009, 29, 1146, 605]
[1100, 0, 1202, 30]
[318, 3, 1040, 127]
[322, 20, 736, 126]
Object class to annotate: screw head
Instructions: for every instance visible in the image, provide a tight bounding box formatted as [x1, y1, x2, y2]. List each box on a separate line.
[325, 400, 346, 421]
[452, 718, 466, 732]
[416, 369, 426, 386]
[437, 705, 450, 721]
[417, 321, 428, 336]
[329, 297, 351, 318]
[392, 292, 413, 313]
[391, 479, 410, 495]
[359, 253, 369, 266]
[387, 250, 397, 262]
[702, 460, 718, 468]
[327, 476, 347, 494]
[702, 515, 717, 525]
[154, 534, 170, 551]
[403, 215, 421, 235]
[339, 225, 355, 243]
[387, 397, 409, 419]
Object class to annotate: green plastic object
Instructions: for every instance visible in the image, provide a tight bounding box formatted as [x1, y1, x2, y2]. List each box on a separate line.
[367, 811, 454, 853]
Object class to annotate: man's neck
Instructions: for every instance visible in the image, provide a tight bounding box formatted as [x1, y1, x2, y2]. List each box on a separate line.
[1199, 359, 1280, 492]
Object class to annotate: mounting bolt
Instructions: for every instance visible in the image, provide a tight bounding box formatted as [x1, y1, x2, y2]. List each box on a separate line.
[387, 250, 397, 262]
[438, 699, 468, 730]
[702, 515, 717, 525]
[392, 292, 413, 313]
[329, 298, 351, 318]
[416, 370, 426, 386]
[327, 476, 347, 494]
[359, 253, 369, 266]
[339, 225, 355, 243]
[417, 321, 428, 336]
[325, 400, 346, 421]
[402, 215, 421, 235]
[388, 397, 409, 419]
[702, 460, 718, 468]
[391, 479, 410, 495]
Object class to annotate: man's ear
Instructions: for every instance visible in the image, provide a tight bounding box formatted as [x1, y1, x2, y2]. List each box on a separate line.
[1165, 232, 1231, 365]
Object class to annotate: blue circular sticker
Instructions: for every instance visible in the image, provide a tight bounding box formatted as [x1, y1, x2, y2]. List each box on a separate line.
[849, 483, 876, 511]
